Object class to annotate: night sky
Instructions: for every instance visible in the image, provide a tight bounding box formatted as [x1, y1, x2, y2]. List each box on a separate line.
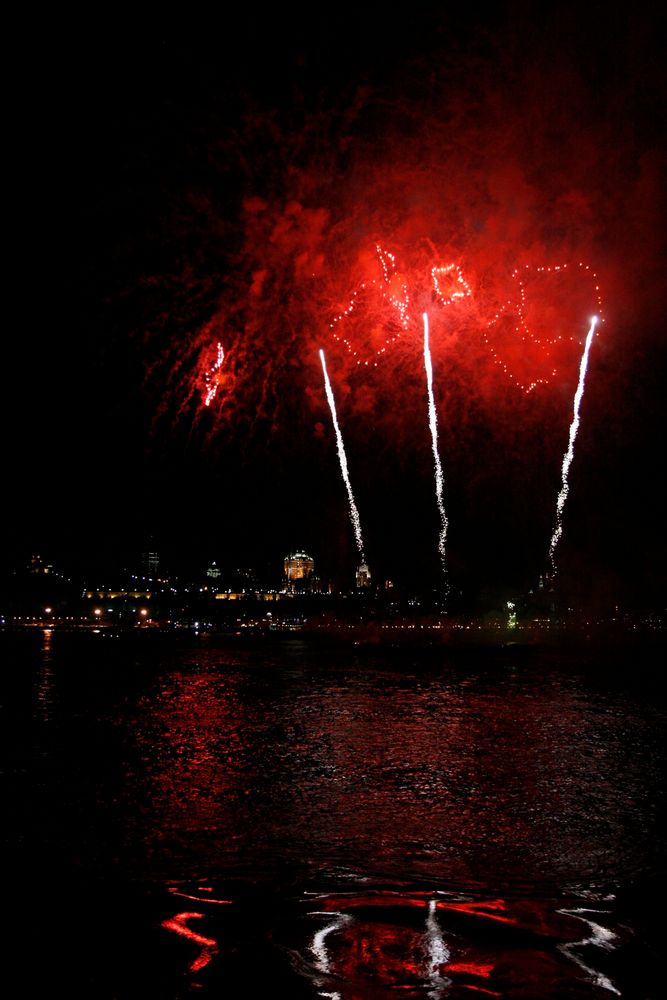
[7, 4, 666, 606]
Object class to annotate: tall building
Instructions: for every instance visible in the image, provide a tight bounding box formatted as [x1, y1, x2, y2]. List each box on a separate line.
[141, 546, 159, 577]
[356, 561, 371, 589]
[284, 551, 314, 592]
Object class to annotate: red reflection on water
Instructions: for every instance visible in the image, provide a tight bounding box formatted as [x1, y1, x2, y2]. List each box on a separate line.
[134, 671, 249, 848]
[168, 886, 233, 905]
[161, 911, 219, 972]
[311, 896, 448, 992]
[314, 918, 430, 987]
[446, 957, 502, 992]
[321, 892, 428, 911]
[306, 891, 615, 996]
[447, 960, 495, 977]
[436, 896, 515, 925]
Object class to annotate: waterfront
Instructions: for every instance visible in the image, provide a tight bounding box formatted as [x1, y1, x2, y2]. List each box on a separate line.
[5, 627, 666, 997]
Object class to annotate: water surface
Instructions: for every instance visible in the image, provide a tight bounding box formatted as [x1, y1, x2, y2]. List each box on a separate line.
[4, 629, 665, 997]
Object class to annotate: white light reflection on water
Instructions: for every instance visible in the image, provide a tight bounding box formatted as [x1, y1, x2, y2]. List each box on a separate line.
[308, 896, 453, 997]
[310, 911, 353, 1000]
[425, 898, 451, 997]
[558, 902, 620, 996]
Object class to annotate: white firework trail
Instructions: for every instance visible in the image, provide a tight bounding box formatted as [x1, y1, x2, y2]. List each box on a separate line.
[423, 313, 449, 583]
[320, 349, 366, 560]
[548, 316, 599, 575]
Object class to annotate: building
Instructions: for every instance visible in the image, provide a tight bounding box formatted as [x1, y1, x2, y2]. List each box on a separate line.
[284, 551, 315, 592]
[30, 554, 53, 574]
[207, 562, 221, 579]
[356, 561, 371, 589]
[141, 547, 160, 576]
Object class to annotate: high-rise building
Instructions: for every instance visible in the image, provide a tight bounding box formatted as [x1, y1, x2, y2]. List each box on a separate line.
[356, 561, 371, 589]
[141, 546, 159, 577]
[284, 552, 314, 591]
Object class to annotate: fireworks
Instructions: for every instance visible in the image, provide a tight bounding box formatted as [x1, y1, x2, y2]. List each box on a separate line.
[320, 252, 606, 588]
[328, 247, 474, 368]
[329, 244, 410, 366]
[203, 342, 225, 407]
[484, 263, 604, 393]
[547, 315, 599, 576]
[190, 235, 606, 594]
[423, 312, 449, 584]
[319, 349, 366, 561]
[431, 264, 472, 307]
[323, 252, 473, 583]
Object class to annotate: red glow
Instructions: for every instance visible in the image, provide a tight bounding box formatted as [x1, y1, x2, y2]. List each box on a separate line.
[329, 243, 411, 365]
[143, 19, 663, 526]
[483, 262, 604, 393]
[432, 263, 473, 307]
[329, 244, 476, 367]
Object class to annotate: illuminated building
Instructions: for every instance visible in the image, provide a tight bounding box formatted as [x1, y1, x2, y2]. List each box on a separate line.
[356, 562, 371, 589]
[284, 552, 315, 592]
[30, 554, 53, 574]
[141, 541, 159, 576]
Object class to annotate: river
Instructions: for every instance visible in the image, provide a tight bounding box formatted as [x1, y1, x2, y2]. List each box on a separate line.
[4, 627, 665, 998]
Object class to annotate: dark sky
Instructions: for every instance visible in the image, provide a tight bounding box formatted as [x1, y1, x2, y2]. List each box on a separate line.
[6, 4, 666, 606]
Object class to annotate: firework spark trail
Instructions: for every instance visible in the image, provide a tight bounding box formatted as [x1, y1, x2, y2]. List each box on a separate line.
[329, 243, 410, 366]
[203, 342, 225, 406]
[319, 349, 366, 561]
[423, 313, 449, 584]
[548, 316, 599, 575]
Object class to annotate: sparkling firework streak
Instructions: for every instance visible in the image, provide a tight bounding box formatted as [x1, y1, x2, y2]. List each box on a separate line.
[203, 342, 225, 406]
[548, 315, 599, 575]
[319, 349, 366, 560]
[423, 312, 449, 583]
